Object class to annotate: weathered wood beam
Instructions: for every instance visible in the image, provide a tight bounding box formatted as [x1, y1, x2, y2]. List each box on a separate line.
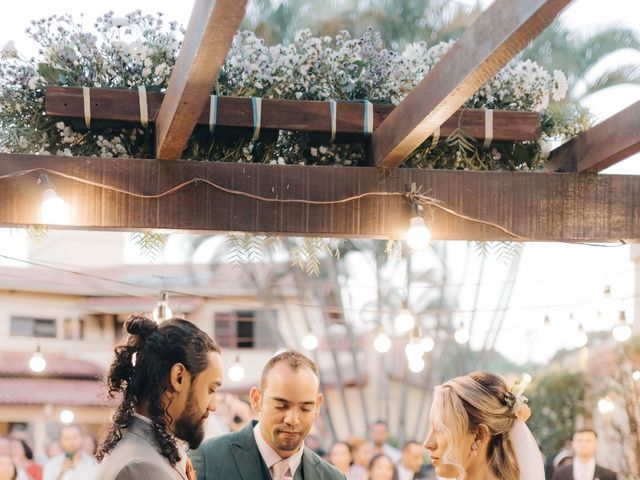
[1, 153, 639, 242]
[372, 0, 572, 168]
[44, 86, 541, 142]
[155, 0, 248, 160]
[547, 100, 640, 172]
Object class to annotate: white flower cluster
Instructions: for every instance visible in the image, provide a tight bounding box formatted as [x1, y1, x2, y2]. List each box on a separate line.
[0, 13, 586, 171]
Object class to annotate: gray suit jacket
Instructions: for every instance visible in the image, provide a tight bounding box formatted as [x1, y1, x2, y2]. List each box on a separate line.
[190, 421, 346, 480]
[97, 416, 188, 480]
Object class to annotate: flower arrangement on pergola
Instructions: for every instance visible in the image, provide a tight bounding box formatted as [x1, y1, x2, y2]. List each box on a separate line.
[0, 0, 638, 245]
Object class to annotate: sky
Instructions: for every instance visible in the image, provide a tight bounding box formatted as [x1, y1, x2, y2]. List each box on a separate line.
[0, 0, 639, 364]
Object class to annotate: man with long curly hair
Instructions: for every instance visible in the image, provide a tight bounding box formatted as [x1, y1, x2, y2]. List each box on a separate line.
[96, 315, 223, 480]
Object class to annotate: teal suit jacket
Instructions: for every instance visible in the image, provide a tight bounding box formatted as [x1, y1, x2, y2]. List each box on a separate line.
[190, 421, 346, 480]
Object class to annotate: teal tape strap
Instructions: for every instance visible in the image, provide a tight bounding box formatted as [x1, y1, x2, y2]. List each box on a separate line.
[329, 99, 337, 142]
[209, 94, 218, 135]
[363, 100, 373, 139]
[251, 96, 262, 141]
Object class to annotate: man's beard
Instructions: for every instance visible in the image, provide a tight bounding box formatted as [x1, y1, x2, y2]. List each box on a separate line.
[173, 395, 207, 449]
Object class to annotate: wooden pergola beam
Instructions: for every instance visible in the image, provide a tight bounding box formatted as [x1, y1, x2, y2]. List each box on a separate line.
[44, 87, 541, 142]
[547, 100, 640, 172]
[155, 0, 247, 160]
[372, 0, 572, 168]
[1, 153, 639, 242]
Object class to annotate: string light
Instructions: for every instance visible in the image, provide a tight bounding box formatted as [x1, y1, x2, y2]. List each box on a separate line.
[60, 409, 75, 424]
[152, 291, 173, 322]
[597, 397, 615, 415]
[29, 345, 46, 373]
[2, 168, 528, 241]
[228, 356, 245, 382]
[632, 370, 640, 381]
[301, 331, 319, 350]
[405, 202, 431, 251]
[37, 173, 69, 224]
[373, 325, 392, 353]
[573, 324, 588, 348]
[394, 305, 415, 333]
[404, 325, 424, 361]
[408, 357, 425, 373]
[543, 315, 550, 328]
[612, 310, 632, 342]
[420, 335, 435, 353]
[454, 323, 470, 344]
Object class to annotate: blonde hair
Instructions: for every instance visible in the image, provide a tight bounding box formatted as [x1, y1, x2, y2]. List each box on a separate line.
[430, 371, 520, 480]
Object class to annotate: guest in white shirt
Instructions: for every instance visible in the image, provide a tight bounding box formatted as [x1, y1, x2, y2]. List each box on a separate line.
[396, 441, 425, 480]
[42, 425, 97, 480]
[552, 429, 617, 480]
[369, 422, 401, 465]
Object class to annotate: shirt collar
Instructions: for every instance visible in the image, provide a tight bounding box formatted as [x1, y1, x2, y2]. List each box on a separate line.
[253, 422, 304, 475]
[573, 458, 596, 477]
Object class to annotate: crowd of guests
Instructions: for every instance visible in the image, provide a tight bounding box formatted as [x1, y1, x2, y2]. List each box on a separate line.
[317, 421, 432, 480]
[0, 425, 98, 480]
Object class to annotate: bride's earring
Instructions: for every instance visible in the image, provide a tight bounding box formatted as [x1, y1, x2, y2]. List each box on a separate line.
[471, 441, 478, 457]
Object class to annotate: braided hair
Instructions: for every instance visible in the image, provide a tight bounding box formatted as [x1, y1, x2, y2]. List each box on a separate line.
[96, 315, 220, 465]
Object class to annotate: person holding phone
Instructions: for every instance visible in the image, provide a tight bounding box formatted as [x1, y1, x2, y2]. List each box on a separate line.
[42, 424, 97, 480]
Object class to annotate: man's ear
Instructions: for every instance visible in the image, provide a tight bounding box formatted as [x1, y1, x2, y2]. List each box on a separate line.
[476, 424, 490, 444]
[315, 393, 324, 416]
[169, 363, 188, 393]
[249, 387, 262, 413]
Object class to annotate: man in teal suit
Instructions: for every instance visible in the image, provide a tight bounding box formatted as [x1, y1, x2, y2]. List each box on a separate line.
[190, 350, 345, 480]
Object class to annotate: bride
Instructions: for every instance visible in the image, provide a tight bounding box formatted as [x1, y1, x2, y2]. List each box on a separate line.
[423, 371, 544, 480]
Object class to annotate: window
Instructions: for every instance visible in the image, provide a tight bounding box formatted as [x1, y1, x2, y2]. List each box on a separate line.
[10, 316, 57, 338]
[214, 310, 279, 349]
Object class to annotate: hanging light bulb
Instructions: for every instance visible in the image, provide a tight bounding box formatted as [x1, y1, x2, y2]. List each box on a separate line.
[573, 324, 588, 348]
[612, 310, 632, 342]
[543, 315, 551, 328]
[454, 323, 469, 344]
[373, 326, 392, 353]
[405, 203, 431, 251]
[603, 284, 612, 299]
[29, 345, 46, 373]
[420, 335, 435, 353]
[408, 357, 425, 373]
[152, 291, 173, 323]
[37, 174, 70, 224]
[302, 331, 319, 350]
[405, 325, 424, 361]
[228, 356, 245, 382]
[632, 370, 640, 382]
[59, 409, 75, 424]
[597, 397, 615, 415]
[394, 306, 415, 333]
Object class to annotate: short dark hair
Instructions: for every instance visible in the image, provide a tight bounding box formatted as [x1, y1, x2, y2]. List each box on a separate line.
[59, 424, 82, 439]
[369, 454, 398, 480]
[259, 350, 319, 391]
[402, 440, 422, 451]
[372, 420, 389, 428]
[13, 439, 33, 461]
[574, 428, 598, 438]
[97, 315, 220, 466]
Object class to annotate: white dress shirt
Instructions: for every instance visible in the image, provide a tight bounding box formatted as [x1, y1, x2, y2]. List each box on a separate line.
[42, 451, 98, 480]
[573, 458, 596, 480]
[253, 423, 304, 480]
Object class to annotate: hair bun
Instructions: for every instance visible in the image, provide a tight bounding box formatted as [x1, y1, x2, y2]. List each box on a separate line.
[125, 315, 158, 338]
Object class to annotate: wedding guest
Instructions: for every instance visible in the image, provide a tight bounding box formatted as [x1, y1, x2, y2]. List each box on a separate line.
[349, 437, 373, 480]
[369, 454, 397, 480]
[42, 425, 97, 480]
[370, 422, 400, 464]
[0, 455, 18, 480]
[552, 429, 617, 480]
[397, 441, 425, 480]
[9, 440, 41, 480]
[328, 442, 352, 477]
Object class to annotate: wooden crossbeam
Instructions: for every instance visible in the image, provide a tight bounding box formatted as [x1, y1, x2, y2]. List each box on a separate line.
[547, 100, 640, 172]
[44, 86, 541, 142]
[372, 0, 572, 168]
[155, 0, 247, 160]
[1, 153, 639, 242]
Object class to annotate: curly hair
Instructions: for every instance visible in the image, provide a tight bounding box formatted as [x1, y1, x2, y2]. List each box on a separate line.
[96, 315, 220, 466]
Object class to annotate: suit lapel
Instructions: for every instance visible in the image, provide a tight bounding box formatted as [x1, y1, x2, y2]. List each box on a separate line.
[301, 449, 321, 480]
[231, 422, 270, 480]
